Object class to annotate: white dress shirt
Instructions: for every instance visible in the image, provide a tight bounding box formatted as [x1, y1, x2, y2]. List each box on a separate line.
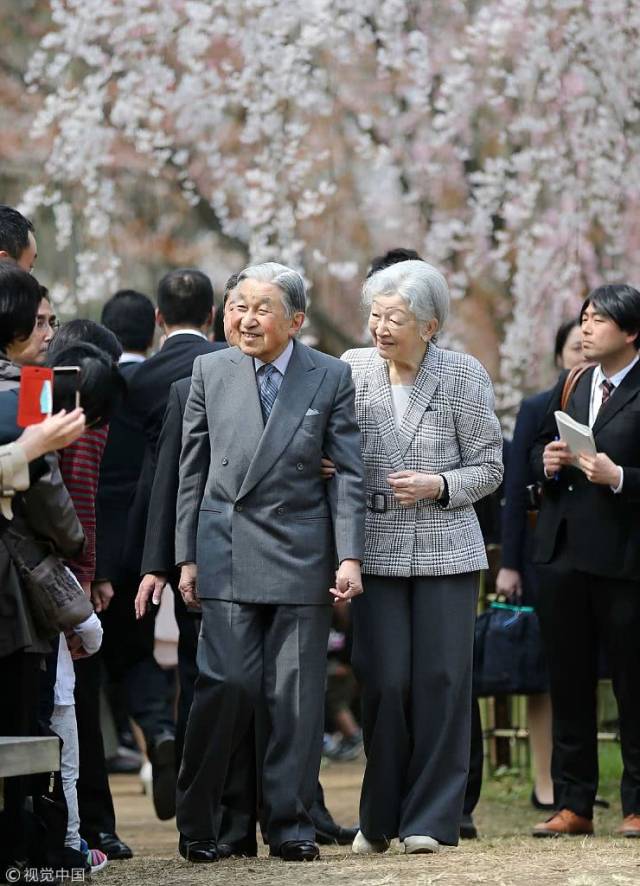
[119, 352, 146, 364]
[166, 329, 208, 341]
[588, 355, 639, 493]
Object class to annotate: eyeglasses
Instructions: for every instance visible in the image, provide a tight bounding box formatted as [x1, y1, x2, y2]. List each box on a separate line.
[36, 317, 60, 331]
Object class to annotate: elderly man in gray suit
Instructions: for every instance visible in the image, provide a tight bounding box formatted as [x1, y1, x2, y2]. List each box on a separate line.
[174, 262, 366, 863]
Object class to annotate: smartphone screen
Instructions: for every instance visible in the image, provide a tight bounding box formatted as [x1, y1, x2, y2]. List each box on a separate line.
[52, 366, 81, 413]
[17, 366, 54, 427]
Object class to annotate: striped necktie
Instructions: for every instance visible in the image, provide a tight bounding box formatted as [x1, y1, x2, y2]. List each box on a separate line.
[259, 363, 279, 422]
[599, 378, 614, 414]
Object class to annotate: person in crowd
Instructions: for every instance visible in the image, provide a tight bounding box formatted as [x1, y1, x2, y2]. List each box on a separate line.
[366, 247, 423, 278]
[97, 289, 176, 803]
[492, 319, 582, 815]
[531, 284, 640, 838]
[0, 410, 86, 506]
[46, 325, 132, 861]
[174, 262, 365, 863]
[341, 259, 503, 855]
[323, 604, 363, 762]
[122, 269, 224, 819]
[0, 262, 85, 878]
[0, 204, 37, 272]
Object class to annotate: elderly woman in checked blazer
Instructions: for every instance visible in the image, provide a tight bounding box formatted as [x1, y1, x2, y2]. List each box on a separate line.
[341, 260, 503, 855]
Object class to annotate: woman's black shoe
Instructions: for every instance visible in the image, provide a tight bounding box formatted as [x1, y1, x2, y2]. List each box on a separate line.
[530, 790, 554, 811]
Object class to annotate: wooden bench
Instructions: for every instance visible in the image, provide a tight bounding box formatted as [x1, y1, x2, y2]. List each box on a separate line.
[0, 736, 59, 809]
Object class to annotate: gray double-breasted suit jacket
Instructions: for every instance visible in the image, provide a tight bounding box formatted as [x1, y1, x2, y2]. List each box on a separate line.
[175, 339, 366, 603]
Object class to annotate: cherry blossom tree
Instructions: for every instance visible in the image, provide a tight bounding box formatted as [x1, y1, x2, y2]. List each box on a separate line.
[18, 0, 640, 419]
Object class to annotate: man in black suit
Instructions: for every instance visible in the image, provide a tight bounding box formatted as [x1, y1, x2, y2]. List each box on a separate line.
[531, 284, 640, 839]
[97, 289, 181, 826]
[122, 269, 224, 818]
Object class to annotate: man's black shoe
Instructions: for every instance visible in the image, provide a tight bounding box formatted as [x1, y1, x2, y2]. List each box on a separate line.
[178, 836, 219, 863]
[94, 832, 133, 860]
[310, 791, 357, 845]
[148, 733, 176, 820]
[315, 823, 358, 845]
[217, 835, 258, 858]
[270, 840, 320, 861]
[459, 814, 478, 839]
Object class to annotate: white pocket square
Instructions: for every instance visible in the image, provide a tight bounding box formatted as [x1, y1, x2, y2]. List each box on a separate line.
[305, 408, 320, 416]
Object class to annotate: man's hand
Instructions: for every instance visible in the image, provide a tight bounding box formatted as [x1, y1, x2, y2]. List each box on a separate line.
[496, 567, 522, 600]
[179, 562, 200, 608]
[135, 573, 168, 619]
[330, 559, 363, 602]
[388, 471, 441, 505]
[577, 452, 622, 487]
[543, 440, 573, 477]
[91, 580, 114, 613]
[18, 408, 86, 461]
[320, 456, 336, 480]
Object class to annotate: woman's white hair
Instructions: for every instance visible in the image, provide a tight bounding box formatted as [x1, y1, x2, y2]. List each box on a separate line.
[236, 262, 306, 317]
[362, 260, 450, 335]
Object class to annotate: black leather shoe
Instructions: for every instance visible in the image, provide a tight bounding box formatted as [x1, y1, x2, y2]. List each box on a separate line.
[310, 795, 358, 845]
[148, 733, 176, 820]
[217, 836, 258, 858]
[315, 823, 358, 845]
[459, 814, 478, 839]
[178, 836, 219, 863]
[530, 790, 554, 812]
[270, 840, 320, 861]
[93, 832, 133, 860]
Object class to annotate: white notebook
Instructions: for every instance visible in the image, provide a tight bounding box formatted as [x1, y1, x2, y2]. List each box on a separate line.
[554, 410, 597, 461]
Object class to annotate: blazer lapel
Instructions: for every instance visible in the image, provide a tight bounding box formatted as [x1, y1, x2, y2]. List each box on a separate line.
[222, 349, 264, 481]
[397, 345, 440, 458]
[592, 360, 640, 435]
[237, 341, 325, 500]
[368, 354, 405, 472]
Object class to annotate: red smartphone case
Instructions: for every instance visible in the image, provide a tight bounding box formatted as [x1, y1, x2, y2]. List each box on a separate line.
[17, 366, 54, 428]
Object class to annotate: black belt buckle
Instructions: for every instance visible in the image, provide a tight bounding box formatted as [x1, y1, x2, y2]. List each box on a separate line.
[371, 493, 386, 513]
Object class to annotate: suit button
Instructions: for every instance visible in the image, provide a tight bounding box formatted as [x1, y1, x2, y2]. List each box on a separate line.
[222, 458, 229, 466]
[296, 463, 304, 471]
[568, 485, 574, 492]
[235, 504, 243, 512]
[277, 506, 285, 515]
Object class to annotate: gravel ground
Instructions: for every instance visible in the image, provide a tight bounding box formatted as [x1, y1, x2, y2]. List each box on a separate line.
[100, 761, 640, 886]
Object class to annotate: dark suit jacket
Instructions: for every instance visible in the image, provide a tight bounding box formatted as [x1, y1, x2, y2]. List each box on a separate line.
[500, 389, 552, 571]
[96, 361, 146, 581]
[531, 360, 640, 579]
[123, 334, 225, 575]
[140, 378, 190, 576]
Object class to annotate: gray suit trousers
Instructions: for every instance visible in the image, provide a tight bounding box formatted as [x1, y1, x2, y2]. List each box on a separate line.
[176, 599, 332, 848]
[351, 572, 478, 845]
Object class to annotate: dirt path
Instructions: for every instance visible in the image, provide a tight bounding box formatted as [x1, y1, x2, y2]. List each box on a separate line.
[101, 763, 640, 886]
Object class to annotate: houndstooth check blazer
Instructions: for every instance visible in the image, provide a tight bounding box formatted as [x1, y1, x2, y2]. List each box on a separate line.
[341, 345, 503, 577]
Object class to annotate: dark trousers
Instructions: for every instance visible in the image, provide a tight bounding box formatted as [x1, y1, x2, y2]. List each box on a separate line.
[176, 600, 332, 849]
[536, 554, 640, 818]
[74, 653, 116, 841]
[101, 573, 174, 748]
[463, 696, 484, 817]
[351, 573, 478, 845]
[0, 650, 41, 866]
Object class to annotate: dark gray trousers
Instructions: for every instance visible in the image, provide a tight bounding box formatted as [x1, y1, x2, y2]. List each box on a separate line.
[351, 572, 478, 845]
[176, 599, 332, 849]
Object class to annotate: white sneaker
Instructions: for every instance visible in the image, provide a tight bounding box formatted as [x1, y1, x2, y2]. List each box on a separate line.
[352, 830, 390, 854]
[403, 835, 440, 854]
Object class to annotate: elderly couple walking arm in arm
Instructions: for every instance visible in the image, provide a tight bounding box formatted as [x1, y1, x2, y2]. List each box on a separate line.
[171, 258, 502, 862]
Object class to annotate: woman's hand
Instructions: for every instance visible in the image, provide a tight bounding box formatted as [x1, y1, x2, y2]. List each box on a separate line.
[320, 457, 336, 480]
[135, 573, 168, 619]
[18, 408, 86, 461]
[495, 567, 522, 600]
[387, 471, 442, 505]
